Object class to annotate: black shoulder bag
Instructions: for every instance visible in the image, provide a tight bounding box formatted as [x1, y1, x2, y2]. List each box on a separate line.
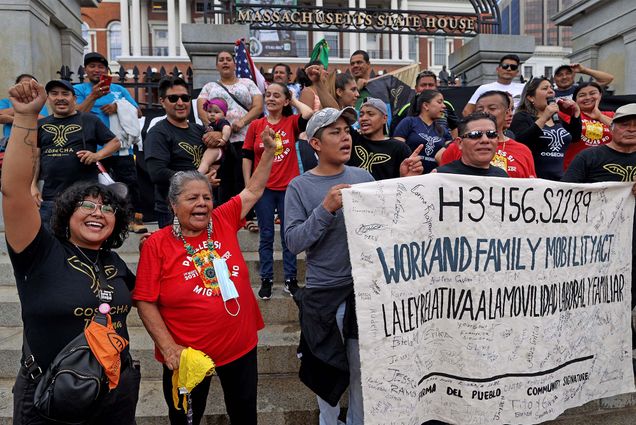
[23, 260, 119, 424]
[215, 81, 251, 113]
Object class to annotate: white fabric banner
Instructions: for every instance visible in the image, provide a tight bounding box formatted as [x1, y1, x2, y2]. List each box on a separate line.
[342, 174, 635, 425]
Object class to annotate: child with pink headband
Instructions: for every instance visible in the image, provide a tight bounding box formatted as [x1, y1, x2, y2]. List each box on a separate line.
[198, 98, 232, 174]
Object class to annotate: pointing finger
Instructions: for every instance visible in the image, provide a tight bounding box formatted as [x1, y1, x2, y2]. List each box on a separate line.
[409, 144, 424, 158]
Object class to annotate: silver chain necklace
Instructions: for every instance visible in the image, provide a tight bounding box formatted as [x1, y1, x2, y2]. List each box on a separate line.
[73, 243, 100, 273]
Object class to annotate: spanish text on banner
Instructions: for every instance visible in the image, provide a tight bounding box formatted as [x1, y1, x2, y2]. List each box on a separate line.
[342, 174, 635, 425]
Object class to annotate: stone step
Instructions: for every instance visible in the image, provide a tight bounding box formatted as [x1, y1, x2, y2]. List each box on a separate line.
[0, 227, 284, 256]
[0, 286, 300, 327]
[0, 324, 301, 380]
[0, 251, 306, 286]
[0, 375, 323, 425]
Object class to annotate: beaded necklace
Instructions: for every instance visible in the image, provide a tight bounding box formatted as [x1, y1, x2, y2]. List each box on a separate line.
[177, 221, 221, 296]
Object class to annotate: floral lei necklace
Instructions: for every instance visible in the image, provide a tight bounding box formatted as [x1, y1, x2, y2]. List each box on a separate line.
[175, 220, 221, 296]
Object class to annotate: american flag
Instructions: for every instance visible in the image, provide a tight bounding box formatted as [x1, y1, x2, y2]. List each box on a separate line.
[234, 39, 267, 93]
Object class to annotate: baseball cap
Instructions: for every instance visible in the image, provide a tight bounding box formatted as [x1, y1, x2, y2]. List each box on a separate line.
[555, 64, 573, 75]
[361, 97, 388, 116]
[84, 52, 109, 67]
[45, 79, 75, 95]
[612, 103, 636, 123]
[306, 107, 358, 139]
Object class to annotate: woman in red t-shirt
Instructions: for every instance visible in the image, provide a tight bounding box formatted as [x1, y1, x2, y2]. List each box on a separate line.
[242, 83, 313, 300]
[563, 81, 614, 170]
[134, 128, 277, 425]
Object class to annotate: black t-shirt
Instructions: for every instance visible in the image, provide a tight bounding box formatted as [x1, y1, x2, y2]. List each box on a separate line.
[562, 145, 636, 184]
[37, 112, 115, 201]
[348, 132, 412, 180]
[144, 119, 206, 213]
[8, 226, 135, 370]
[509, 111, 582, 181]
[435, 160, 510, 177]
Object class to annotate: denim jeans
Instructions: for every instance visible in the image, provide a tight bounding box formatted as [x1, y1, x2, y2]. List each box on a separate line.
[253, 188, 297, 280]
[317, 302, 363, 425]
[39, 200, 55, 232]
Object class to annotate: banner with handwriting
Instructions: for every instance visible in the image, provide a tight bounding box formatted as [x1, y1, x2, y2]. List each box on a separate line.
[342, 174, 635, 425]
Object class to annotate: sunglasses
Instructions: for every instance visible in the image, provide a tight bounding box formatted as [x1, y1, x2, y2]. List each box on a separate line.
[500, 63, 519, 71]
[76, 200, 117, 215]
[164, 94, 192, 103]
[462, 130, 499, 140]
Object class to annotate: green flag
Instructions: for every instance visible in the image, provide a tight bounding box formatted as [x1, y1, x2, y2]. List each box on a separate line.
[310, 39, 330, 68]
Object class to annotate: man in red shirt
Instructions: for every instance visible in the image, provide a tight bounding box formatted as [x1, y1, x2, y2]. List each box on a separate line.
[440, 90, 536, 178]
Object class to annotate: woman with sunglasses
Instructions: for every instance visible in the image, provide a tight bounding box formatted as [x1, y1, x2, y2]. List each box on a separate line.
[563, 81, 614, 170]
[510, 77, 581, 180]
[4, 79, 140, 424]
[393, 89, 452, 173]
[242, 83, 313, 299]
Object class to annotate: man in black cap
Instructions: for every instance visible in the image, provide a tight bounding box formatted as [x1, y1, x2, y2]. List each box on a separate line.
[74, 52, 147, 233]
[35, 79, 121, 227]
[553, 63, 614, 100]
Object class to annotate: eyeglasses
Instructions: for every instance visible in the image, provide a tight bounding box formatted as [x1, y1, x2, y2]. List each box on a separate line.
[500, 63, 519, 71]
[462, 130, 499, 140]
[76, 200, 117, 215]
[165, 94, 192, 103]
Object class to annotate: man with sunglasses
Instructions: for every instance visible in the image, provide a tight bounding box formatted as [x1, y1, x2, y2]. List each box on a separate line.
[434, 112, 509, 177]
[144, 77, 223, 228]
[462, 54, 525, 116]
[440, 91, 536, 178]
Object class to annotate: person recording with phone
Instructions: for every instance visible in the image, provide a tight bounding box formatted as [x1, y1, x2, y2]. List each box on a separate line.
[510, 77, 581, 180]
[74, 52, 148, 233]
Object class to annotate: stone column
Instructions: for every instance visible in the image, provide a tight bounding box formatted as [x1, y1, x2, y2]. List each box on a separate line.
[167, 0, 177, 56]
[449, 34, 535, 85]
[359, 0, 367, 52]
[181, 24, 250, 89]
[314, 0, 324, 46]
[179, 0, 188, 56]
[131, 0, 141, 56]
[120, 0, 130, 56]
[623, 28, 636, 94]
[400, 0, 409, 60]
[140, 0, 149, 53]
[348, 0, 357, 58]
[0, 0, 88, 87]
[390, 0, 399, 60]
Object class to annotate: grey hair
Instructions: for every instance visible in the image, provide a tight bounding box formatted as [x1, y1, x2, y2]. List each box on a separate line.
[167, 171, 212, 206]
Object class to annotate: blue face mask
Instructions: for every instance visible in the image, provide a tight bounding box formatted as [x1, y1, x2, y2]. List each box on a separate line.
[213, 258, 240, 316]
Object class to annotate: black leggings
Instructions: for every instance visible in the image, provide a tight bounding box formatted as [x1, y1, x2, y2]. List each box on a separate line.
[161, 347, 258, 425]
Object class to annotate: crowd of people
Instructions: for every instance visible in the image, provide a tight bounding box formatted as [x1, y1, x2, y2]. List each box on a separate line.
[1, 48, 635, 425]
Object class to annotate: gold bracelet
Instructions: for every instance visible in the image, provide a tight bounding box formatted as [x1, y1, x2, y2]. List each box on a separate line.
[12, 123, 37, 131]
